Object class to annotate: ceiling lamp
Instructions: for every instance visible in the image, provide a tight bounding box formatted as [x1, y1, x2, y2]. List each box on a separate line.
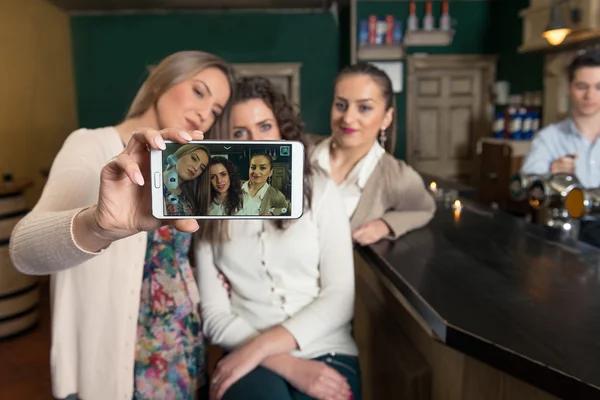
[543, 0, 571, 46]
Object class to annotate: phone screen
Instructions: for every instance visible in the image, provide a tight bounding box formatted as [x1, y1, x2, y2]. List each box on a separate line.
[150, 140, 304, 219]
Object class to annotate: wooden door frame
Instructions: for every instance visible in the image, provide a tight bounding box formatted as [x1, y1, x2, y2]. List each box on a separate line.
[406, 54, 497, 167]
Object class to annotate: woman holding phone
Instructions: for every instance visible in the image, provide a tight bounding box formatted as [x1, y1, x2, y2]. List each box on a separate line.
[9, 51, 233, 400]
[196, 76, 359, 400]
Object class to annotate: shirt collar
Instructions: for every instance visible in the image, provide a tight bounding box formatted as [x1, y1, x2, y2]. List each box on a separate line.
[242, 181, 270, 200]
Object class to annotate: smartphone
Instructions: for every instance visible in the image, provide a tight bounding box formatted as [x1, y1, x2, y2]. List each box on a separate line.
[150, 140, 304, 219]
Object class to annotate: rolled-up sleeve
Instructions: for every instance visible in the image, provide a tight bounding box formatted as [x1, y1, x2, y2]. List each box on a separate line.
[195, 241, 260, 351]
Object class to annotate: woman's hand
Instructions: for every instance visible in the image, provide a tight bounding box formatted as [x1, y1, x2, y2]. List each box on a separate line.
[74, 128, 204, 252]
[352, 218, 390, 246]
[217, 271, 231, 296]
[210, 342, 266, 400]
[285, 358, 352, 400]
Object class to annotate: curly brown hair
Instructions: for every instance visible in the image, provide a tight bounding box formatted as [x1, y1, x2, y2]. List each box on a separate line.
[197, 76, 313, 243]
[208, 156, 243, 215]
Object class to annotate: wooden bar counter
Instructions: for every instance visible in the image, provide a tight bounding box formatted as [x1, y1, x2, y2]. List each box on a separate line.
[354, 199, 600, 400]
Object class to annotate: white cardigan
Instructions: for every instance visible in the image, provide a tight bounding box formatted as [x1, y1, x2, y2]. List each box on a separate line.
[9, 127, 149, 400]
[196, 172, 358, 359]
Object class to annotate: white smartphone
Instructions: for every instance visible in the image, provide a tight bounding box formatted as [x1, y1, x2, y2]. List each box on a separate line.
[150, 140, 304, 219]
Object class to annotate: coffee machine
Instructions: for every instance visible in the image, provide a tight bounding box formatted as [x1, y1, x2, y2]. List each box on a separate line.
[509, 173, 586, 240]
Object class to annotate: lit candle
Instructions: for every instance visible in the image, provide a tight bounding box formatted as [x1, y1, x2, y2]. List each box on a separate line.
[452, 199, 462, 210]
[429, 181, 438, 194]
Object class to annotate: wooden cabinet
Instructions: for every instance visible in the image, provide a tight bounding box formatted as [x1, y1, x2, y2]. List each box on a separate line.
[475, 138, 531, 213]
[519, 0, 600, 53]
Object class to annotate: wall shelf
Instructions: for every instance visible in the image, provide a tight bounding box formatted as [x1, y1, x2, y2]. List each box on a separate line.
[357, 44, 403, 61]
[404, 29, 455, 47]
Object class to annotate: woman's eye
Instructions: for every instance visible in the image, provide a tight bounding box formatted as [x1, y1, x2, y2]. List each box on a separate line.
[259, 124, 271, 132]
[335, 102, 346, 111]
[359, 105, 372, 112]
[233, 129, 247, 138]
[193, 87, 203, 97]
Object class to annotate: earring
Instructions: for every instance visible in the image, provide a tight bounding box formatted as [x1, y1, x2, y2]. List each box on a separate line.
[378, 128, 387, 147]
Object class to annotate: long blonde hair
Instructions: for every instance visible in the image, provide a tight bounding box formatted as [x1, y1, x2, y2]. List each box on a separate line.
[126, 51, 235, 137]
[166, 144, 212, 215]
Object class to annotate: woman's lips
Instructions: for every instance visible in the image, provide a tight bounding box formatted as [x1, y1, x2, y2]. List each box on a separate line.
[217, 184, 226, 190]
[342, 127, 357, 134]
[251, 175, 261, 180]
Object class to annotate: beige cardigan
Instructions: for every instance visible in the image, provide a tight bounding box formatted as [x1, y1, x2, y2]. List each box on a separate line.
[306, 134, 436, 239]
[9, 127, 149, 400]
[350, 153, 436, 238]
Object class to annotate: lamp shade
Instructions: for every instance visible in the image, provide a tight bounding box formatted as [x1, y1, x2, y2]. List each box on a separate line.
[543, 28, 571, 45]
[543, 0, 571, 45]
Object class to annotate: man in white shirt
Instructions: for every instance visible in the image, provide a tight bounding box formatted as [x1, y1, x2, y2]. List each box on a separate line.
[521, 51, 600, 246]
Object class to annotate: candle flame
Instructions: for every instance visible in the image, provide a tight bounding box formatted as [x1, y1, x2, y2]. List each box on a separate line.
[454, 200, 462, 208]
[429, 182, 437, 190]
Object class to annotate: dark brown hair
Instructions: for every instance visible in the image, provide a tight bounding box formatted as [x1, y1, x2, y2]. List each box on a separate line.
[197, 76, 313, 243]
[567, 51, 600, 82]
[208, 156, 243, 216]
[335, 62, 397, 153]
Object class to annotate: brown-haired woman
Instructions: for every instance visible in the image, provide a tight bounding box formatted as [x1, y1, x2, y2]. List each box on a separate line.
[9, 51, 233, 400]
[208, 156, 244, 216]
[241, 152, 288, 215]
[311, 62, 435, 245]
[196, 76, 358, 400]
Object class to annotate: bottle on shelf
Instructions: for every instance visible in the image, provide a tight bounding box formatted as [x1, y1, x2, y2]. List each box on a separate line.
[385, 15, 395, 45]
[358, 20, 368, 45]
[423, 1, 434, 31]
[368, 15, 377, 44]
[407, 1, 418, 32]
[440, 1, 451, 31]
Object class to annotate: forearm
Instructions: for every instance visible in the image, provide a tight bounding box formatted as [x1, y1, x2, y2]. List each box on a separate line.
[9, 208, 107, 275]
[260, 353, 297, 379]
[72, 206, 113, 253]
[248, 325, 299, 360]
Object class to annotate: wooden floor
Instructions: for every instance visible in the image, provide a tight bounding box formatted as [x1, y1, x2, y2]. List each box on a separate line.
[0, 280, 53, 399]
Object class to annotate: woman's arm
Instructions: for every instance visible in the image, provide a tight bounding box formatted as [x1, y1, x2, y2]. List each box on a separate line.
[9, 131, 111, 275]
[380, 160, 436, 239]
[195, 241, 261, 351]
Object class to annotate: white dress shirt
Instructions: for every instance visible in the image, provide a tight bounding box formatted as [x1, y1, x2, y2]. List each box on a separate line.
[311, 137, 385, 217]
[196, 172, 358, 359]
[241, 181, 271, 215]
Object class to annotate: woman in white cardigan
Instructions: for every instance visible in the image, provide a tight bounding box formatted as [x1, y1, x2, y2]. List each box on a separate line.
[196, 76, 359, 400]
[8, 51, 233, 400]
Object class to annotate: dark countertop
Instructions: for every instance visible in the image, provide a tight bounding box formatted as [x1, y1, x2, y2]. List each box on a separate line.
[418, 172, 477, 199]
[358, 200, 600, 399]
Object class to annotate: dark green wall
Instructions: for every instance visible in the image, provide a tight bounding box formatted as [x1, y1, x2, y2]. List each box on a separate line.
[71, 12, 340, 135]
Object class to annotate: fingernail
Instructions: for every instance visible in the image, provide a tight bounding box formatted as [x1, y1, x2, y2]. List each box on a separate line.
[192, 223, 200, 232]
[180, 131, 192, 140]
[154, 136, 166, 150]
[134, 172, 144, 186]
[193, 129, 204, 136]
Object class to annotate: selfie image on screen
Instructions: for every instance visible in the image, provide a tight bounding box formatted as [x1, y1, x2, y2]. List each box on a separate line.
[162, 142, 293, 217]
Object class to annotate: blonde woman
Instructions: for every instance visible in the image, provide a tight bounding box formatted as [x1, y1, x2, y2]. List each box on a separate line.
[9, 51, 234, 400]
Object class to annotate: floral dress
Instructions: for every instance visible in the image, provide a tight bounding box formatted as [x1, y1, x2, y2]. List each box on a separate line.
[164, 185, 195, 216]
[132, 225, 206, 400]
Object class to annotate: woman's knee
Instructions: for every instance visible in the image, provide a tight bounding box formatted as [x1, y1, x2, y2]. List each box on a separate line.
[221, 366, 293, 400]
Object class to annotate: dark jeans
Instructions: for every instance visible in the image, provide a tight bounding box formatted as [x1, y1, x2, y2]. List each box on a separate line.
[580, 220, 600, 248]
[220, 353, 361, 400]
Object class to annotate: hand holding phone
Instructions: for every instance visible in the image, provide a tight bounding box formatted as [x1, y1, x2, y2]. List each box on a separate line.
[150, 140, 304, 220]
[75, 129, 204, 253]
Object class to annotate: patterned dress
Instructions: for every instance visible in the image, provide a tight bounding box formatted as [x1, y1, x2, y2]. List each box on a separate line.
[164, 185, 195, 216]
[132, 225, 206, 400]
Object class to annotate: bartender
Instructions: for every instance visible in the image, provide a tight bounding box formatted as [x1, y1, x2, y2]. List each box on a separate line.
[520, 51, 600, 246]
